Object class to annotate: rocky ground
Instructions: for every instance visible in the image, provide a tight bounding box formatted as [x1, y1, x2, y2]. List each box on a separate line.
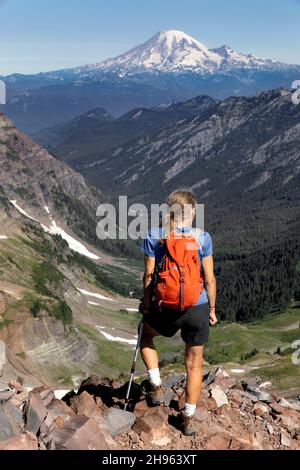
[0, 367, 299, 451]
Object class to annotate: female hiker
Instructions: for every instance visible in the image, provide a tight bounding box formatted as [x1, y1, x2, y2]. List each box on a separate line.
[140, 189, 217, 436]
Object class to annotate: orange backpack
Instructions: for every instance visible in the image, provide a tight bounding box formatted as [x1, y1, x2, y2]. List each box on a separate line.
[156, 232, 203, 311]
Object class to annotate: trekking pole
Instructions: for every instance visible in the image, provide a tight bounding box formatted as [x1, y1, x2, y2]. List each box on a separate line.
[124, 319, 144, 411]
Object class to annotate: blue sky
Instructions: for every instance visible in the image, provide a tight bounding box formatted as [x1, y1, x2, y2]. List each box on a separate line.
[0, 0, 299, 75]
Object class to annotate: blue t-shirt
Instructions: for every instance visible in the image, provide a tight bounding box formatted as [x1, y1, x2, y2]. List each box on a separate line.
[141, 226, 213, 305]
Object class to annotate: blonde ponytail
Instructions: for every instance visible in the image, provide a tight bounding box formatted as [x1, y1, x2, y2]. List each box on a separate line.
[159, 189, 198, 244]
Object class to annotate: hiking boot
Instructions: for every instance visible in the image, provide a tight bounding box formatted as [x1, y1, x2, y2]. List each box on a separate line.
[178, 411, 198, 436]
[141, 379, 164, 406]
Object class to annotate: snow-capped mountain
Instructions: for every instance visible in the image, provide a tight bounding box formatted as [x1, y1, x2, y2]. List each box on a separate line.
[3, 29, 300, 133]
[211, 45, 280, 71]
[77, 30, 292, 75]
[95, 30, 222, 74]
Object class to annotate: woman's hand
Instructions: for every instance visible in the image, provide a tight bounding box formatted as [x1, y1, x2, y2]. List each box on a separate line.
[139, 299, 151, 315]
[209, 307, 218, 326]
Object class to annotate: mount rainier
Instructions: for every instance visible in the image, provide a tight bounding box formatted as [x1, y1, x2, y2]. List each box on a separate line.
[78, 30, 291, 75]
[2, 30, 300, 132]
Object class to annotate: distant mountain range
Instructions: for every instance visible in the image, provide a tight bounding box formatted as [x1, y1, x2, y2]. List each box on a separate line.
[35, 95, 218, 167]
[77, 30, 297, 75]
[2, 30, 300, 133]
[37, 88, 300, 206]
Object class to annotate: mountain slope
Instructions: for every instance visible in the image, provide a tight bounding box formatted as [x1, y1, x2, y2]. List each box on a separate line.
[70, 88, 300, 322]
[35, 95, 219, 168]
[75, 89, 300, 202]
[94, 30, 223, 73]
[0, 113, 143, 387]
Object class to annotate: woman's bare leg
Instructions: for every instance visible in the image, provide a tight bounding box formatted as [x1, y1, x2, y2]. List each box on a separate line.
[184, 344, 204, 405]
[140, 321, 160, 370]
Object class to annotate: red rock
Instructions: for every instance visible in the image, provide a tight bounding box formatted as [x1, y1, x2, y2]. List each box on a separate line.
[270, 402, 300, 418]
[46, 398, 74, 424]
[231, 382, 244, 391]
[70, 391, 98, 415]
[30, 387, 55, 407]
[280, 431, 291, 448]
[206, 397, 218, 411]
[133, 408, 172, 446]
[270, 391, 281, 401]
[0, 432, 38, 450]
[210, 385, 229, 408]
[39, 412, 55, 438]
[9, 389, 28, 406]
[95, 396, 105, 410]
[195, 408, 209, 422]
[279, 414, 300, 433]
[253, 403, 270, 417]
[266, 423, 274, 435]
[279, 397, 300, 412]
[8, 380, 24, 393]
[51, 415, 110, 450]
[128, 429, 140, 445]
[213, 377, 237, 392]
[228, 388, 258, 403]
[134, 398, 149, 418]
[24, 393, 48, 435]
[204, 431, 232, 450]
[229, 436, 253, 450]
[54, 416, 65, 428]
[70, 392, 115, 447]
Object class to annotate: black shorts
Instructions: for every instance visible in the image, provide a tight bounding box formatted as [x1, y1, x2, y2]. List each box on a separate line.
[144, 302, 210, 346]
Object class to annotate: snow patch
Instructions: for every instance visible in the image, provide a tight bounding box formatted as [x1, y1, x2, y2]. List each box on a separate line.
[54, 390, 71, 400]
[1, 289, 21, 300]
[78, 288, 115, 302]
[96, 327, 137, 345]
[10, 200, 100, 260]
[26, 388, 74, 400]
[10, 200, 39, 223]
[0, 236, 8, 240]
[42, 220, 100, 260]
[230, 369, 245, 374]
[132, 110, 143, 119]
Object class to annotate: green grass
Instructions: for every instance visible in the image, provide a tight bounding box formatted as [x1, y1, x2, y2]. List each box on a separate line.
[0, 318, 13, 331]
[32, 260, 64, 297]
[204, 307, 300, 364]
[249, 356, 300, 392]
[77, 322, 141, 377]
[246, 307, 300, 330]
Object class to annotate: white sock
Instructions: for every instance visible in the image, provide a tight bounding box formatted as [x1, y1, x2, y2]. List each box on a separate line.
[184, 403, 196, 417]
[148, 368, 162, 386]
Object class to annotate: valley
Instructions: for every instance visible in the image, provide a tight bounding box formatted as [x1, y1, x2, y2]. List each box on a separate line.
[1, 220, 299, 396]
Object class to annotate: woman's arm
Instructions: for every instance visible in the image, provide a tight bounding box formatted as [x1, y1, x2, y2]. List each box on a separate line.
[143, 255, 156, 314]
[202, 255, 218, 325]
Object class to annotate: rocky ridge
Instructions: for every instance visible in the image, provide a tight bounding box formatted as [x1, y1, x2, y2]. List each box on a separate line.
[0, 368, 299, 450]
